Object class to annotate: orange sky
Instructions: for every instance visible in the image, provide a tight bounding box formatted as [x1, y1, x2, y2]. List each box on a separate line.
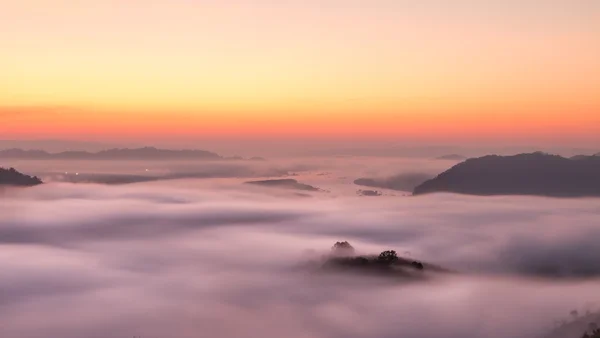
[1, 0, 599, 144]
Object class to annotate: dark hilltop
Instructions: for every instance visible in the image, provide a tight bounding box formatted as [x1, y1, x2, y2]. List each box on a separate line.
[0, 167, 43, 186]
[413, 152, 600, 197]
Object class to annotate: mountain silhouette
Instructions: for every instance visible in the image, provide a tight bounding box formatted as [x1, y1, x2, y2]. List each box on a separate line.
[413, 152, 600, 197]
[570, 153, 600, 160]
[0, 167, 43, 186]
[0, 147, 222, 160]
[245, 179, 319, 191]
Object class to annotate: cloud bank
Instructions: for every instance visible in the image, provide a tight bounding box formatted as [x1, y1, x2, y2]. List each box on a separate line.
[1, 182, 600, 338]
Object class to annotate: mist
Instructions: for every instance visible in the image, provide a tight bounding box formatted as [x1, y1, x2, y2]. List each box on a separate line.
[2, 165, 600, 338]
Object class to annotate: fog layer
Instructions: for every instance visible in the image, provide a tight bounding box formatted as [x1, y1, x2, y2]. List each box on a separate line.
[2, 178, 600, 338]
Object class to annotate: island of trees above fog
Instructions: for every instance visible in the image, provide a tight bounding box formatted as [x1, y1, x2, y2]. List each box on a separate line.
[0, 147, 266, 161]
[413, 152, 600, 197]
[0, 167, 43, 186]
[312, 241, 450, 278]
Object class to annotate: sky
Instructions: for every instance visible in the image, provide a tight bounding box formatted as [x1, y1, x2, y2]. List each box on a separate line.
[1, 0, 599, 146]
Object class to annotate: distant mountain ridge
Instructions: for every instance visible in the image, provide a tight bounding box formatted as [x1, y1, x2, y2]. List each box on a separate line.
[413, 152, 600, 197]
[0, 167, 43, 186]
[0, 139, 119, 152]
[0, 147, 228, 160]
[570, 153, 600, 160]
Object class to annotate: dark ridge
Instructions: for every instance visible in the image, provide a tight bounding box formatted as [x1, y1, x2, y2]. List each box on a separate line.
[413, 152, 600, 197]
[244, 179, 320, 191]
[0, 167, 43, 186]
[354, 173, 432, 192]
[0, 147, 222, 160]
[571, 154, 600, 160]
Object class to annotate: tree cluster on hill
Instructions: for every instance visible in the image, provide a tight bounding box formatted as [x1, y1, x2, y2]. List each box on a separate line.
[322, 242, 431, 277]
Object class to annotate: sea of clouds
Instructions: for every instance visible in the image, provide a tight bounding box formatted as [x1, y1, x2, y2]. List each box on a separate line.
[2, 175, 600, 338]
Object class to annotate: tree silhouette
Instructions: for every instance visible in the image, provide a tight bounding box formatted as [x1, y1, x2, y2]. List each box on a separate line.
[377, 250, 398, 264]
[331, 241, 355, 256]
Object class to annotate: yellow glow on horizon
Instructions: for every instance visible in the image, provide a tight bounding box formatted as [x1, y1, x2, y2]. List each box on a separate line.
[1, 0, 599, 142]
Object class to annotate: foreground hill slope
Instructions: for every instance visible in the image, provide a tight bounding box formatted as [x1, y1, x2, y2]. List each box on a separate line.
[413, 152, 600, 197]
[0, 167, 43, 186]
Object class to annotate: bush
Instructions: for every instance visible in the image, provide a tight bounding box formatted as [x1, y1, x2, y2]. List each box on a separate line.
[411, 261, 424, 270]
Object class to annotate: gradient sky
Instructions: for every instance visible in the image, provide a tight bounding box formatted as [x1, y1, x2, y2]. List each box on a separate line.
[1, 0, 599, 145]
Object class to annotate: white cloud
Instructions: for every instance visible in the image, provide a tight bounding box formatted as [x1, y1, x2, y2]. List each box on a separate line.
[1, 182, 600, 338]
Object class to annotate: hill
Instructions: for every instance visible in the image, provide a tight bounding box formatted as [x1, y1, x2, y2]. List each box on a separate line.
[413, 152, 600, 197]
[0, 139, 116, 152]
[245, 179, 319, 191]
[571, 153, 600, 160]
[0, 167, 43, 186]
[0, 147, 222, 160]
[309, 242, 452, 280]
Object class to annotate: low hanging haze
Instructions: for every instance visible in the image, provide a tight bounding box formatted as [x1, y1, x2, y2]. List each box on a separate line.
[1, 0, 599, 148]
